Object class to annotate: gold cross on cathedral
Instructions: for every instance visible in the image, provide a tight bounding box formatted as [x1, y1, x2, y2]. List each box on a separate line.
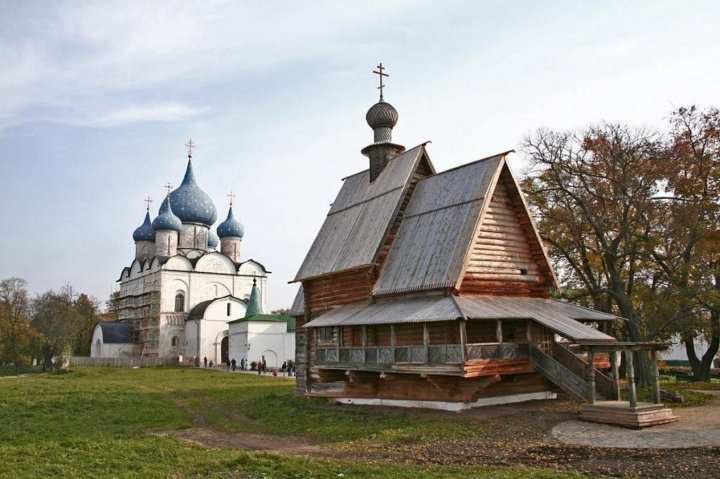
[144, 196, 153, 211]
[227, 191, 236, 207]
[164, 182, 173, 197]
[185, 139, 195, 158]
[373, 63, 389, 101]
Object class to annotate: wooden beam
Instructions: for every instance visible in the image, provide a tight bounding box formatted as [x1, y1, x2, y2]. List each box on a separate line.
[625, 350, 637, 407]
[651, 350, 661, 404]
[587, 351, 595, 404]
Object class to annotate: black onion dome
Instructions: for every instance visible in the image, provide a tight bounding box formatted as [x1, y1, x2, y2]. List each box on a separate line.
[169, 159, 217, 226]
[366, 100, 399, 130]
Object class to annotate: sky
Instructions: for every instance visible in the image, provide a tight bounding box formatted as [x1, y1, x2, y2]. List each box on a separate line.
[0, 0, 718, 311]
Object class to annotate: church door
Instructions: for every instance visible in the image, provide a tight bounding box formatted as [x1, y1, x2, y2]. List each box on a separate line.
[221, 336, 229, 365]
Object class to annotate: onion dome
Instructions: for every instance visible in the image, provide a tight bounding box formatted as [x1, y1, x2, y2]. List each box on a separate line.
[217, 206, 244, 238]
[168, 159, 217, 226]
[133, 211, 155, 242]
[152, 197, 182, 232]
[244, 278, 262, 318]
[208, 230, 219, 249]
[366, 101, 399, 130]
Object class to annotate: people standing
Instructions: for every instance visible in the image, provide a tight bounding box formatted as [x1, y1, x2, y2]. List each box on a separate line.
[231, 358, 236, 371]
[203, 356, 208, 368]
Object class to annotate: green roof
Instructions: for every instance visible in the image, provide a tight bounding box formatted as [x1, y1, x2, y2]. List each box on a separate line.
[244, 279, 263, 318]
[228, 314, 296, 332]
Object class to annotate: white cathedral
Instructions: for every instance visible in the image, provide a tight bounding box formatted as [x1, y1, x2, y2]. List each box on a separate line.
[91, 143, 295, 367]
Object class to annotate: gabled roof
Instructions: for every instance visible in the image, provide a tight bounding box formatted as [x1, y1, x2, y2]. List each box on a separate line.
[373, 153, 505, 295]
[303, 296, 617, 342]
[294, 144, 432, 281]
[187, 295, 246, 320]
[289, 285, 305, 316]
[373, 152, 558, 296]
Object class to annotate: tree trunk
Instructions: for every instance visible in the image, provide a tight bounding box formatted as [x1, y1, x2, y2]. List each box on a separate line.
[683, 310, 720, 381]
[618, 298, 653, 387]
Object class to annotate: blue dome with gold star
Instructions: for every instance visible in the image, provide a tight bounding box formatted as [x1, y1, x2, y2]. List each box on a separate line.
[217, 206, 244, 238]
[133, 211, 156, 242]
[153, 197, 183, 232]
[168, 159, 217, 226]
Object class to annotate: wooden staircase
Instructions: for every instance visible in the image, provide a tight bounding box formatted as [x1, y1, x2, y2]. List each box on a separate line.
[528, 344, 678, 428]
[528, 345, 592, 402]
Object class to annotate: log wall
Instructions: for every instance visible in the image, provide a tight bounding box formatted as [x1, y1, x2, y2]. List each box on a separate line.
[461, 170, 552, 297]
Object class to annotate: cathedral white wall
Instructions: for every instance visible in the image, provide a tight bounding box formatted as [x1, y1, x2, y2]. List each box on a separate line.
[156, 230, 178, 257]
[228, 321, 294, 369]
[135, 241, 156, 262]
[179, 224, 208, 251]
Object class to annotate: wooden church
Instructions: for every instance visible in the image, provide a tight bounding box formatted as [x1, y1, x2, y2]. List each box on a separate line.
[290, 66, 675, 422]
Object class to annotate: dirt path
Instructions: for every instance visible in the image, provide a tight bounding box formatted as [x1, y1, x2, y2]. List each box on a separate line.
[153, 392, 720, 478]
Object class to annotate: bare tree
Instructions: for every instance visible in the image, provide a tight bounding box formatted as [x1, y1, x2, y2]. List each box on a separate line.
[522, 124, 665, 386]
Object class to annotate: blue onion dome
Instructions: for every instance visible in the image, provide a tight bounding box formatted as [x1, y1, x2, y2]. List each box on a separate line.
[208, 229, 219, 249]
[133, 211, 155, 242]
[152, 197, 182, 232]
[168, 159, 217, 226]
[216, 206, 244, 238]
[366, 100, 398, 130]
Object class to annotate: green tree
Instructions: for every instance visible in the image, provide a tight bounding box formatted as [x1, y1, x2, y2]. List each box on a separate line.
[0, 277, 33, 373]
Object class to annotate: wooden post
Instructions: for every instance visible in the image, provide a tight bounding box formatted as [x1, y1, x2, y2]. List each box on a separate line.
[587, 350, 596, 403]
[459, 320, 468, 363]
[496, 320, 503, 343]
[390, 324, 396, 364]
[651, 349, 661, 404]
[423, 323, 429, 364]
[362, 325, 367, 364]
[625, 350, 637, 407]
[611, 350, 621, 401]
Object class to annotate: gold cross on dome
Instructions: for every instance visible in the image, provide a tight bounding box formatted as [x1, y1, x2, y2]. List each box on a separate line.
[164, 182, 173, 197]
[185, 139, 195, 158]
[144, 196, 153, 211]
[227, 191, 236, 207]
[373, 63, 389, 101]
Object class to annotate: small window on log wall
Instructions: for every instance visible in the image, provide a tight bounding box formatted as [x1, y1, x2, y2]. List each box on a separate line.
[394, 323, 424, 346]
[466, 320, 497, 343]
[427, 322, 460, 345]
[317, 327, 336, 345]
[502, 320, 527, 343]
[366, 325, 391, 346]
[341, 326, 363, 347]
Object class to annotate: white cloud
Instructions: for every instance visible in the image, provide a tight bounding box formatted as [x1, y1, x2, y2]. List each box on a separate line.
[78, 103, 205, 127]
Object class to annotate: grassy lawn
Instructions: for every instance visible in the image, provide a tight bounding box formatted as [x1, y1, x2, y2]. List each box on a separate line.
[0, 367, 586, 479]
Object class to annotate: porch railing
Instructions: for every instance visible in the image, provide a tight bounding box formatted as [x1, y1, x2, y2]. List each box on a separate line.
[315, 342, 527, 366]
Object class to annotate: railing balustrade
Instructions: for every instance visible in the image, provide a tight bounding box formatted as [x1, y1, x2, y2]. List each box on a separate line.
[314, 342, 526, 366]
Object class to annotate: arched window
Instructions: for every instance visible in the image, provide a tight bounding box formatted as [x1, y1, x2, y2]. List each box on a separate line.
[227, 303, 231, 316]
[171, 336, 179, 347]
[174, 293, 185, 312]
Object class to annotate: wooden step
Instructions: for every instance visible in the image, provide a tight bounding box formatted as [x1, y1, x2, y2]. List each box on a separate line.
[579, 401, 678, 428]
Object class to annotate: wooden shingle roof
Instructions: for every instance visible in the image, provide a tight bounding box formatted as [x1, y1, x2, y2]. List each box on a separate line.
[304, 296, 618, 342]
[294, 144, 430, 281]
[373, 153, 505, 295]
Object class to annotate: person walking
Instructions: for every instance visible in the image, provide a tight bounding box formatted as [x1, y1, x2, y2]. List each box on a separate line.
[203, 356, 208, 368]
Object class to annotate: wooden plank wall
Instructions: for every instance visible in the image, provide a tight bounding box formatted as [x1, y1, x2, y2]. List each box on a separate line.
[461, 170, 551, 297]
[305, 269, 376, 315]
